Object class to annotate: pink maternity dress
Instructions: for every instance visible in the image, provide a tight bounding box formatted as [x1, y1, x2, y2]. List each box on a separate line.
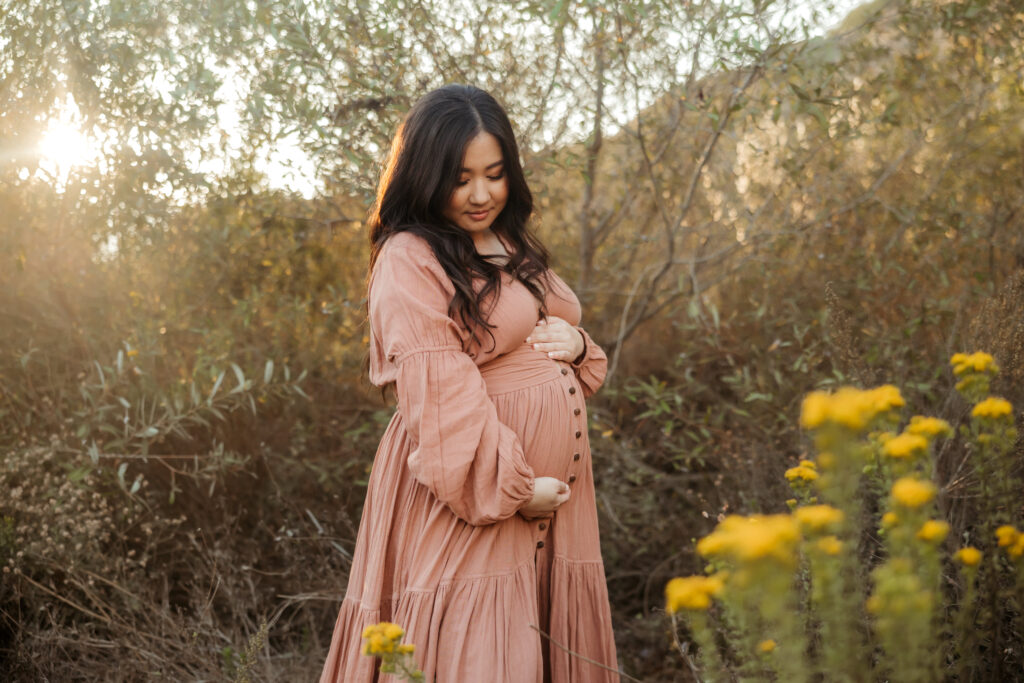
[319, 231, 619, 682]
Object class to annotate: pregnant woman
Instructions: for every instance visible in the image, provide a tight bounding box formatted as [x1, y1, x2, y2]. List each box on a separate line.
[320, 84, 618, 683]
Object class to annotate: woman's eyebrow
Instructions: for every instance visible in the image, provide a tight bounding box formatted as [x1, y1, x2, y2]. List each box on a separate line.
[460, 160, 504, 172]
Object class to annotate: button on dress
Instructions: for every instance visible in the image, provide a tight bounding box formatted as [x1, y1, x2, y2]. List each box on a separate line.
[319, 232, 619, 682]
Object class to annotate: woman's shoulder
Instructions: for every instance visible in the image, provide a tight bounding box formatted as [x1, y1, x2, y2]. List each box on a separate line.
[373, 231, 453, 294]
[379, 229, 435, 259]
[376, 230, 444, 270]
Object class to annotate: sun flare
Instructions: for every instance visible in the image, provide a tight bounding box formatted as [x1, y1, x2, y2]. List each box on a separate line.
[39, 120, 95, 170]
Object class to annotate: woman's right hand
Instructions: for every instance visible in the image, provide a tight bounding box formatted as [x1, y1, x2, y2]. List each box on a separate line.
[520, 476, 571, 519]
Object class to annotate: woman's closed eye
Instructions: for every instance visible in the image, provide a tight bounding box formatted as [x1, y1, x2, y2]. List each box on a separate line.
[456, 173, 504, 186]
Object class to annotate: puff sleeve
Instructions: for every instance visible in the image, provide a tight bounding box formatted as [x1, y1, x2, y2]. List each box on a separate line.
[568, 325, 608, 399]
[368, 237, 536, 526]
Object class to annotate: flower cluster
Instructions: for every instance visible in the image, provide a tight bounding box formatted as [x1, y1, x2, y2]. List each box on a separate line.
[905, 416, 952, 439]
[916, 520, 950, 544]
[696, 514, 801, 566]
[996, 526, 1024, 560]
[785, 460, 819, 485]
[954, 546, 982, 567]
[971, 397, 1013, 421]
[800, 385, 905, 432]
[951, 351, 999, 401]
[361, 622, 414, 656]
[794, 504, 844, 533]
[951, 352, 997, 377]
[890, 477, 937, 509]
[360, 621, 423, 681]
[814, 535, 843, 556]
[665, 573, 727, 613]
[881, 433, 929, 460]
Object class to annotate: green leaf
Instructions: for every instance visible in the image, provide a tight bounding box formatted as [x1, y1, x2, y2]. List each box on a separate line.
[230, 362, 245, 390]
[209, 370, 226, 403]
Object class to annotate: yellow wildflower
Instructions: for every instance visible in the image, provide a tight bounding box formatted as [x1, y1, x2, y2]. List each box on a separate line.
[785, 498, 798, 509]
[800, 385, 905, 432]
[665, 576, 721, 613]
[828, 388, 879, 430]
[881, 511, 899, 528]
[996, 525, 1020, 548]
[869, 384, 906, 413]
[785, 465, 819, 483]
[800, 392, 831, 429]
[758, 639, 777, 653]
[906, 416, 952, 439]
[891, 477, 936, 508]
[954, 547, 982, 567]
[882, 433, 929, 459]
[916, 520, 950, 543]
[951, 351, 997, 376]
[361, 622, 406, 656]
[397, 643, 416, 654]
[972, 397, 1013, 420]
[1009, 536, 1024, 560]
[798, 459, 817, 469]
[816, 536, 843, 555]
[794, 504, 844, 532]
[363, 633, 393, 655]
[697, 514, 801, 566]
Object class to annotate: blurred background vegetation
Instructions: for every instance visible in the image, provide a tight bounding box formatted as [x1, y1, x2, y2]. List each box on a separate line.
[1, 0, 1021, 679]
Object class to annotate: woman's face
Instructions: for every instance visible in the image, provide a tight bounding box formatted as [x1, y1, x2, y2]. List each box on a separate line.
[443, 131, 508, 239]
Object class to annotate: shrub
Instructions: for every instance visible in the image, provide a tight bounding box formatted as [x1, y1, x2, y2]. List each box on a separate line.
[666, 352, 1023, 681]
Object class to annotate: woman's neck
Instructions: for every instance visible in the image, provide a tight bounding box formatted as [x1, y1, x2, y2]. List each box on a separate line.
[472, 229, 508, 257]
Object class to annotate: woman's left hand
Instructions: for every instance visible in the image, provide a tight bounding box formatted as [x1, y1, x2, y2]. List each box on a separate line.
[526, 315, 584, 362]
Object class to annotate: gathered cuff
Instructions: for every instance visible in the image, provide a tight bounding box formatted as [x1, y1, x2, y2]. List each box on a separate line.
[569, 326, 608, 398]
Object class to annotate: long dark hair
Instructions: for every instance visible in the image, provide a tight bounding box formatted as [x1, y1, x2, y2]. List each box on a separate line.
[367, 84, 551, 351]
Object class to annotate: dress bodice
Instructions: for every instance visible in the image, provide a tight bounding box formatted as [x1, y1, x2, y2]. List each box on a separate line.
[465, 269, 583, 365]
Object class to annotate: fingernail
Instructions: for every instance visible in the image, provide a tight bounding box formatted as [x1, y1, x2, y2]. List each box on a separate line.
[548, 352, 555, 357]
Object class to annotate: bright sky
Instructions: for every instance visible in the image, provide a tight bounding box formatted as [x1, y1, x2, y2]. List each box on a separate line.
[34, 0, 865, 200]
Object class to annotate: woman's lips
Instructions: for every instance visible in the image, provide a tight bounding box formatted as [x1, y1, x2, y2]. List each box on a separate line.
[466, 209, 490, 221]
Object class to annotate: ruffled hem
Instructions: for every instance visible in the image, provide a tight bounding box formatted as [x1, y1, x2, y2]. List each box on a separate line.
[321, 561, 545, 683]
[548, 555, 620, 682]
[318, 599, 381, 683]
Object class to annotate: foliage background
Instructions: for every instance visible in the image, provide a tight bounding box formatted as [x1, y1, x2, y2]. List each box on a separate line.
[1, 0, 1022, 679]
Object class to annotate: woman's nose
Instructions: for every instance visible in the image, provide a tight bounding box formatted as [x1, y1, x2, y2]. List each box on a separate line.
[469, 179, 489, 204]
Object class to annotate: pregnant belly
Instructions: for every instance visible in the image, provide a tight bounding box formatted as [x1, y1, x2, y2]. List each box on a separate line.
[480, 344, 588, 478]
